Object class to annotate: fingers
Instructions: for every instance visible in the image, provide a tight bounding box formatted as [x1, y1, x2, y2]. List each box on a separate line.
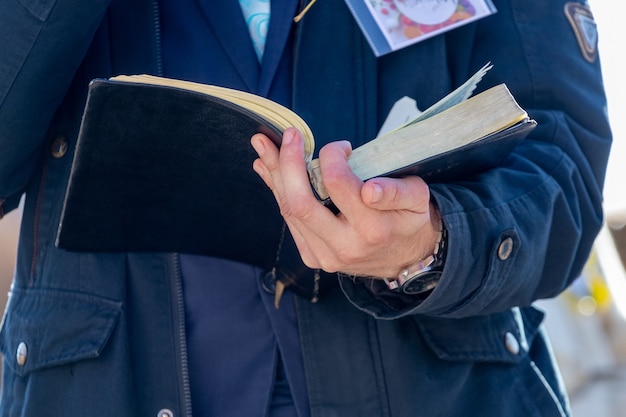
[275, 129, 322, 215]
[251, 133, 275, 189]
[251, 129, 437, 277]
[317, 142, 431, 217]
[315, 141, 365, 216]
[253, 128, 328, 219]
[252, 129, 344, 267]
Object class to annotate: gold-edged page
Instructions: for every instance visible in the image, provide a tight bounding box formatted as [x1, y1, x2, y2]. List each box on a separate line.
[347, 84, 527, 181]
[109, 74, 315, 159]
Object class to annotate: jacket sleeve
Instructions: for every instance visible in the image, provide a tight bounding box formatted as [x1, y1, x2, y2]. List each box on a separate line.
[340, 0, 612, 318]
[0, 0, 110, 217]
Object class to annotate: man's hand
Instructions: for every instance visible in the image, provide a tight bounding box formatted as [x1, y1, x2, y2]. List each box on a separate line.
[251, 127, 441, 279]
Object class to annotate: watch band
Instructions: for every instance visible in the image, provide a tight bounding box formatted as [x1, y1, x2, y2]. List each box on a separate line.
[384, 224, 447, 295]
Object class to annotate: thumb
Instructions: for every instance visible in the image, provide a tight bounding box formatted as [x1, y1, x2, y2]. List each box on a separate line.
[362, 176, 431, 212]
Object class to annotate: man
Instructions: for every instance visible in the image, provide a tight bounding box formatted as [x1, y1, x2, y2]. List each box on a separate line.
[0, 0, 611, 415]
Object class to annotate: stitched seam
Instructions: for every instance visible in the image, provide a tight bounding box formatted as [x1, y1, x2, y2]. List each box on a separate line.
[530, 360, 568, 417]
[29, 156, 49, 286]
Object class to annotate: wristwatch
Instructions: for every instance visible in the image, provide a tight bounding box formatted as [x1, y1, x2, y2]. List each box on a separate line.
[385, 227, 447, 295]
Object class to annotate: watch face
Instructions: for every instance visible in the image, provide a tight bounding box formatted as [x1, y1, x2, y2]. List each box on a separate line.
[401, 270, 442, 294]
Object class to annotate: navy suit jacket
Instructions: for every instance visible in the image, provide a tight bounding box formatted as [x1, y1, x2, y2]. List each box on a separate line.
[0, 0, 612, 416]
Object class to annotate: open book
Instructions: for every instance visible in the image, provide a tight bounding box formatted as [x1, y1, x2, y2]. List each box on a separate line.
[56, 64, 535, 265]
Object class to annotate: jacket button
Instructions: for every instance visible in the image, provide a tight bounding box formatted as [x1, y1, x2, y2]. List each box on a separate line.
[504, 332, 520, 355]
[157, 409, 174, 417]
[16, 342, 28, 366]
[51, 136, 68, 158]
[261, 270, 277, 294]
[497, 237, 514, 260]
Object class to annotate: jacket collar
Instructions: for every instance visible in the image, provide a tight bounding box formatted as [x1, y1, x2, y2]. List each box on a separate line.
[195, 0, 299, 96]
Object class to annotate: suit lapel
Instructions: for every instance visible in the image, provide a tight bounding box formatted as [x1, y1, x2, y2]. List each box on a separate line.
[195, 0, 260, 92]
[195, 0, 299, 96]
[257, 0, 299, 96]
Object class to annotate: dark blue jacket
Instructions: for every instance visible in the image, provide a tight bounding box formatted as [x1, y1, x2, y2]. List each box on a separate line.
[0, 0, 612, 416]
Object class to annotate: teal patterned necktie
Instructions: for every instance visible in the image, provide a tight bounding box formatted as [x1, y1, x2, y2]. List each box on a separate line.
[238, 0, 271, 62]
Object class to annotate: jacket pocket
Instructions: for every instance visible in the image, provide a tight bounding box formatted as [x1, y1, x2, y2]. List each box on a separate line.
[414, 306, 545, 363]
[0, 287, 122, 377]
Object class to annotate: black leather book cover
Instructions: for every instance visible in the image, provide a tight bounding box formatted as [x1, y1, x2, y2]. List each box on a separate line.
[57, 79, 286, 269]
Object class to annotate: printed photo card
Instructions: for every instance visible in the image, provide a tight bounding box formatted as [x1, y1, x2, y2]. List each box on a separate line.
[345, 0, 496, 56]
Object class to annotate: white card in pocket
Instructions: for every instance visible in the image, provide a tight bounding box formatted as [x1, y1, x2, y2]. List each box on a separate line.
[377, 96, 421, 137]
[344, 0, 496, 56]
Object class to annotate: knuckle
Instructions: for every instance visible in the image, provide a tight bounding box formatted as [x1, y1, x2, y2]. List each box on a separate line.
[314, 249, 347, 273]
[279, 199, 314, 221]
[385, 183, 403, 205]
[330, 247, 362, 269]
[318, 141, 345, 158]
[300, 252, 320, 269]
[361, 223, 392, 245]
[320, 170, 342, 191]
[318, 257, 341, 273]
[387, 176, 430, 209]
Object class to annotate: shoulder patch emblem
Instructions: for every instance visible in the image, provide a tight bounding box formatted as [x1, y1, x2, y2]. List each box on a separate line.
[564, 2, 598, 63]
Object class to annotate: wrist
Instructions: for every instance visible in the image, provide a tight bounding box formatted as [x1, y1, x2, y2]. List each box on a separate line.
[384, 208, 447, 294]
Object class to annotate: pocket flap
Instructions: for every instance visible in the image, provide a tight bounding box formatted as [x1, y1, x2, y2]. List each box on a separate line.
[414, 307, 544, 363]
[0, 288, 123, 376]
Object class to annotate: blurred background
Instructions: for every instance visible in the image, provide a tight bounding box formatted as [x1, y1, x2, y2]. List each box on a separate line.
[0, 0, 625, 414]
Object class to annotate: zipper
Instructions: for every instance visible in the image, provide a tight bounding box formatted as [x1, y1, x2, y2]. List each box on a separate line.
[151, 1, 191, 413]
[151, 0, 164, 76]
[170, 253, 193, 417]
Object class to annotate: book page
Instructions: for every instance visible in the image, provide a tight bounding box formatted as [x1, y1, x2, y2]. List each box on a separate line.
[348, 84, 527, 180]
